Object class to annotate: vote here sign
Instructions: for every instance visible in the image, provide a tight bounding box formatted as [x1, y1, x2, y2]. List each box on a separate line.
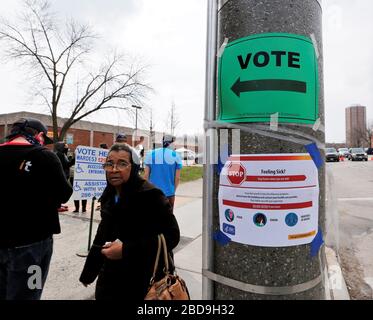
[72, 145, 108, 200]
[218, 33, 318, 124]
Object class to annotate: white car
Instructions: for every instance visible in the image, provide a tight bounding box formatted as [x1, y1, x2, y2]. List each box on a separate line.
[176, 148, 196, 166]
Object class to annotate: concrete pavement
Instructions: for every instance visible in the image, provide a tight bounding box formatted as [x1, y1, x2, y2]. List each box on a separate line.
[42, 178, 203, 300]
[42, 176, 348, 300]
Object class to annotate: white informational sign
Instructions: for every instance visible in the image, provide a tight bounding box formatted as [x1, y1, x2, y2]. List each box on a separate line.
[72, 146, 108, 200]
[218, 154, 319, 247]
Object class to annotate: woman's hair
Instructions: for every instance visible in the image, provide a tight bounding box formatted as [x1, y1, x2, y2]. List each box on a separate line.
[108, 143, 140, 176]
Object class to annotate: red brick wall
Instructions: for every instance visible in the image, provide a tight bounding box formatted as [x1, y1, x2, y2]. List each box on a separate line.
[93, 131, 114, 148]
[65, 128, 90, 151]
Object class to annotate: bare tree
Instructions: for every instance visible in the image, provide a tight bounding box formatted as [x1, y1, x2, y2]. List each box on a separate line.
[165, 101, 180, 136]
[0, 0, 150, 141]
[351, 124, 372, 148]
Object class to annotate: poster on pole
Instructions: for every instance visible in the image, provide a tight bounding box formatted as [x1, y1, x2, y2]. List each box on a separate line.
[218, 33, 318, 124]
[218, 154, 319, 247]
[72, 145, 108, 200]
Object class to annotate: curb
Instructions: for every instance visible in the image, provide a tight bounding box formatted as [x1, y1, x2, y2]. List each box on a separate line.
[324, 246, 350, 300]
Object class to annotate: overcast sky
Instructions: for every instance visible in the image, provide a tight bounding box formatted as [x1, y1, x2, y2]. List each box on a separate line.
[0, 0, 372, 142]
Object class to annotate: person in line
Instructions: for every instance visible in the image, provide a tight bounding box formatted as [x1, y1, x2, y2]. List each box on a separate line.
[54, 142, 75, 212]
[69, 170, 87, 213]
[54, 142, 75, 180]
[115, 133, 127, 144]
[135, 136, 145, 172]
[0, 118, 72, 300]
[99, 143, 109, 150]
[79, 143, 180, 300]
[143, 135, 182, 209]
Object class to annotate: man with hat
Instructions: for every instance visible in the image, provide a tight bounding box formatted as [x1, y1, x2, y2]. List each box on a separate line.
[115, 133, 127, 144]
[0, 118, 72, 300]
[144, 135, 182, 209]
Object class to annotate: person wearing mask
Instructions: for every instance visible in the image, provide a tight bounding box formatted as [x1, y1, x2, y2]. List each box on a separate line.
[143, 135, 182, 209]
[54, 142, 75, 212]
[54, 142, 74, 180]
[0, 118, 72, 300]
[79, 143, 180, 299]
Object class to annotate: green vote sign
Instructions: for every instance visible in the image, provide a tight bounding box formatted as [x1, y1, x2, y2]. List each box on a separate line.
[218, 33, 318, 124]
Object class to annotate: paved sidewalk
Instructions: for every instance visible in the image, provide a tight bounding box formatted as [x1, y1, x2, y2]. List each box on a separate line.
[42, 177, 348, 300]
[42, 179, 203, 300]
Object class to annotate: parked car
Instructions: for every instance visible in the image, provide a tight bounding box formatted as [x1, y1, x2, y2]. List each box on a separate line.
[176, 148, 197, 166]
[337, 147, 350, 158]
[194, 153, 204, 164]
[176, 148, 196, 160]
[348, 148, 368, 161]
[366, 148, 373, 155]
[325, 147, 339, 162]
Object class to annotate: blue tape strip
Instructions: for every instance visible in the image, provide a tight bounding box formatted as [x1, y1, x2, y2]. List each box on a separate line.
[213, 230, 231, 246]
[215, 158, 225, 175]
[215, 144, 230, 175]
[310, 227, 324, 257]
[305, 143, 323, 169]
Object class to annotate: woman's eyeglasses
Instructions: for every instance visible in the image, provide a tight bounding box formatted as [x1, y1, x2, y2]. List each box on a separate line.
[102, 161, 131, 171]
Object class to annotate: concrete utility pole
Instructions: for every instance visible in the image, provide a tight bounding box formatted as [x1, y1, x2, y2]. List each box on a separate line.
[131, 105, 142, 141]
[203, 0, 325, 299]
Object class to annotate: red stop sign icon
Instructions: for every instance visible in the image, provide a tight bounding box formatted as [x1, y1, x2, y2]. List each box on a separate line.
[227, 162, 246, 185]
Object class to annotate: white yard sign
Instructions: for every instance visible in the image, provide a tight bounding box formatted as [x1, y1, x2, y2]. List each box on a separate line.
[72, 146, 108, 200]
[218, 154, 319, 247]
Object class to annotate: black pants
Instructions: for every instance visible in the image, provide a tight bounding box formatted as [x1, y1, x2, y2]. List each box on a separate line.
[0, 237, 53, 300]
[74, 200, 87, 212]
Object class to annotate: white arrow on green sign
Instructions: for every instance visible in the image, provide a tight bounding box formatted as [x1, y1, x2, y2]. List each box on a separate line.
[218, 33, 318, 124]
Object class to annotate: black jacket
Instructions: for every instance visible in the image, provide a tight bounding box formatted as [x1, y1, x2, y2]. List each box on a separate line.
[0, 143, 73, 248]
[54, 142, 74, 179]
[79, 176, 180, 300]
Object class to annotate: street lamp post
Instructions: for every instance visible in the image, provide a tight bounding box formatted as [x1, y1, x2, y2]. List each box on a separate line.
[131, 105, 142, 143]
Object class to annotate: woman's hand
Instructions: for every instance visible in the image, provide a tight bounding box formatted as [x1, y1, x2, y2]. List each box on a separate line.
[101, 240, 123, 260]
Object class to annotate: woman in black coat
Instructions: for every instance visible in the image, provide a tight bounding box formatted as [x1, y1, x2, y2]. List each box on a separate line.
[79, 143, 180, 300]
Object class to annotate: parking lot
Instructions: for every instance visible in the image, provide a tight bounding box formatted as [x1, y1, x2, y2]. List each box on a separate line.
[326, 159, 373, 299]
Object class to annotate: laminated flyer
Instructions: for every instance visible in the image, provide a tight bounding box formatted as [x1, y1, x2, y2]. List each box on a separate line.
[218, 154, 319, 247]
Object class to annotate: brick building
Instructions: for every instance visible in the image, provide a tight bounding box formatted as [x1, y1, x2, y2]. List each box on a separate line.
[0, 111, 199, 153]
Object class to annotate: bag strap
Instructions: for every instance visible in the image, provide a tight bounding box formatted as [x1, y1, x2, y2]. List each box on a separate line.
[149, 234, 170, 285]
[149, 235, 162, 285]
[160, 234, 169, 273]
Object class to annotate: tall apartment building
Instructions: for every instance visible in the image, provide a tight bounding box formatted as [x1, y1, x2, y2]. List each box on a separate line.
[345, 105, 367, 147]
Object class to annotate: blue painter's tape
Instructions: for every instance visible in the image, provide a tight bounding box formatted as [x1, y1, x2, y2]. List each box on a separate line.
[310, 227, 324, 257]
[215, 158, 225, 175]
[215, 144, 230, 175]
[305, 143, 323, 169]
[213, 230, 231, 246]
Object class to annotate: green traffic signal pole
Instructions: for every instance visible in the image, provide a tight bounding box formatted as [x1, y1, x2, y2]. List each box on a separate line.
[203, 0, 326, 299]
